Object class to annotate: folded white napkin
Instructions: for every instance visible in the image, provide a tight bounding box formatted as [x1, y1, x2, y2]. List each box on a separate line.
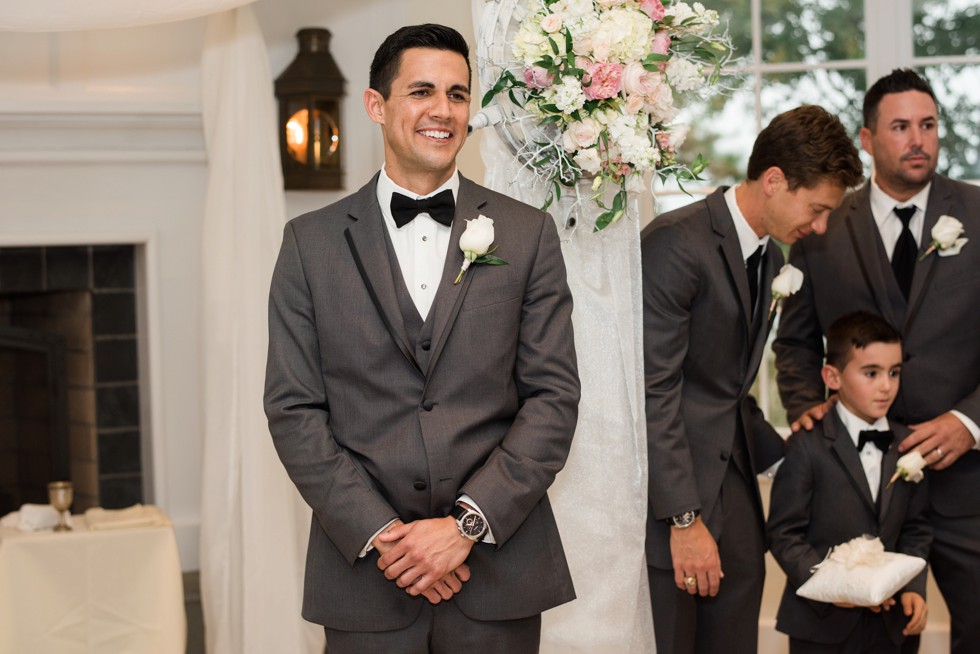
[797, 535, 926, 606]
[84, 504, 171, 530]
[0, 504, 65, 531]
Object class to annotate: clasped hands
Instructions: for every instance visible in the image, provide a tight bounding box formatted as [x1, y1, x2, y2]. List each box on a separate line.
[374, 517, 474, 605]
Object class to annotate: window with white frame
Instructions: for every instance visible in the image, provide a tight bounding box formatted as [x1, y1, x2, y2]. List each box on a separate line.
[651, 0, 980, 429]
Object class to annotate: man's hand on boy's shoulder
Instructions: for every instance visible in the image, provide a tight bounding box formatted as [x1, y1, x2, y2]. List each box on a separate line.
[790, 396, 837, 432]
[899, 411, 975, 471]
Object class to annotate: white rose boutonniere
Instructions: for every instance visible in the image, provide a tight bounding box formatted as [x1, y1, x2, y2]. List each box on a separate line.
[768, 264, 804, 321]
[886, 451, 928, 488]
[919, 215, 968, 261]
[454, 215, 508, 284]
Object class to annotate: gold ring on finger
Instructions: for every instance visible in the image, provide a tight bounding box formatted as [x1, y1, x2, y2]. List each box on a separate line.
[684, 576, 697, 588]
[935, 447, 944, 459]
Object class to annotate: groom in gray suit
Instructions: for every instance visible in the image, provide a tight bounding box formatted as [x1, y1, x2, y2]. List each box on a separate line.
[774, 68, 980, 654]
[264, 24, 579, 653]
[643, 105, 863, 654]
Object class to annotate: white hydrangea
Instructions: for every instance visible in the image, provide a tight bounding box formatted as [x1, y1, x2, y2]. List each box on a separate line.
[574, 147, 603, 174]
[608, 114, 660, 170]
[591, 7, 653, 62]
[548, 76, 587, 114]
[512, 12, 555, 65]
[666, 57, 705, 92]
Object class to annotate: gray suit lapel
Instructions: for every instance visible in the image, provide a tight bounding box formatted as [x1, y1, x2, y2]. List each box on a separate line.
[423, 176, 486, 380]
[344, 175, 422, 375]
[843, 188, 905, 329]
[826, 412, 876, 514]
[905, 178, 952, 331]
[708, 190, 755, 334]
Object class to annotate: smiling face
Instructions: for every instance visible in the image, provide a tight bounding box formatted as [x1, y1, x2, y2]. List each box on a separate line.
[823, 341, 903, 424]
[755, 168, 846, 244]
[363, 47, 471, 195]
[860, 90, 939, 202]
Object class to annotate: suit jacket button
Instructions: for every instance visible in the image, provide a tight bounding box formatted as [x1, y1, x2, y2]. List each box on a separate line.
[422, 400, 434, 411]
[413, 481, 427, 491]
[720, 451, 730, 461]
[421, 340, 431, 351]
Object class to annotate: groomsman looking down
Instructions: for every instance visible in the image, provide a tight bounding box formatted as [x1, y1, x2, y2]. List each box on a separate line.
[643, 105, 863, 654]
[774, 68, 980, 654]
[265, 24, 580, 653]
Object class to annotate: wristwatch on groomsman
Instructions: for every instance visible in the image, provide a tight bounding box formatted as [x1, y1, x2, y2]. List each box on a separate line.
[667, 509, 700, 529]
[452, 504, 488, 541]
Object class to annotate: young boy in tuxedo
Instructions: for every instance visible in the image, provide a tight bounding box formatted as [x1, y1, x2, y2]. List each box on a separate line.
[767, 311, 931, 653]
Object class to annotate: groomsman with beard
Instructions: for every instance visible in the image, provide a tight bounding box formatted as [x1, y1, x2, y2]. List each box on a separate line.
[643, 105, 863, 654]
[775, 68, 980, 654]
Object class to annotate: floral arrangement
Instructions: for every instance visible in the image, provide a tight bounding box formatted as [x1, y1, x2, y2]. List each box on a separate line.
[483, 0, 734, 230]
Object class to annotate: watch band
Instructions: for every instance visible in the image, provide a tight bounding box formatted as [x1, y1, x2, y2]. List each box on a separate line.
[667, 509, 700, 528]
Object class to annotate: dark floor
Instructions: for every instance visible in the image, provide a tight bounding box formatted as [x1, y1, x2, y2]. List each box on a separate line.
[184, 571, 204, 654]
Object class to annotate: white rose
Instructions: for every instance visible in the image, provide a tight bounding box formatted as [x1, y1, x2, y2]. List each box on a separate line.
[567, 117, 602, 148]
[771, 264, 804, 298]
[459, 215, 495, 259]
[541, 13, 563, 34]
[624, 93, 646, 115]
[931, 215, 965, 248]
[574, 147, 602, 175]
[893, 451, 927, 485]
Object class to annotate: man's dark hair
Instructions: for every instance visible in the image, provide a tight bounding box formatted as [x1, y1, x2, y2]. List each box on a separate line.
[825, 311, 902, 370]
[746, 104, 864, 191]
[863, 68, 938, 131]
[369, 24, 471, 99]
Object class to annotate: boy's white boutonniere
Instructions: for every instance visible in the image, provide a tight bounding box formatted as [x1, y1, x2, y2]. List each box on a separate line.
[886, 451, 927, 488]
[454, 215, 508, 284]
[768, 264, 804, 320]
[919, 215, 968, 261]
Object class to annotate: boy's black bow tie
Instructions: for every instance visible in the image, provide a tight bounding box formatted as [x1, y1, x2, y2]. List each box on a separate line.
[390, 189, 455, 227]
[858, 429, 894, 452]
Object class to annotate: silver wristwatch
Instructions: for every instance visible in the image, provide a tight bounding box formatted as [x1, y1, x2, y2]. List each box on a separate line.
[451, 505, 487, 541]
[668, 509, 700, 529]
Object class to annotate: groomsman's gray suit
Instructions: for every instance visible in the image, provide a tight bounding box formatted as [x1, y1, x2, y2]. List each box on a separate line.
[264, 173, 579, 632]
[774, 174, 980, 651]
[643, 187, 786, 654]
[767, 413, 931, 648]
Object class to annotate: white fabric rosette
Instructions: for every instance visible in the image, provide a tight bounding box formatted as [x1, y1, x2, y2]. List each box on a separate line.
[796, 535, 926, 606]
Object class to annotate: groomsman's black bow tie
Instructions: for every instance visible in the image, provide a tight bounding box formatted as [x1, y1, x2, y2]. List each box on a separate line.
[390, 189, 455, 228]
[858, 429, 894, 453]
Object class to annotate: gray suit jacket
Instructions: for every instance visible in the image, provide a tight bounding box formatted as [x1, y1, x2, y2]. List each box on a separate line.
[264, 174, 580, 630]
[767, 413, 931, 646]
[774, 175, 980, 517]
[642, 187, 785, 569]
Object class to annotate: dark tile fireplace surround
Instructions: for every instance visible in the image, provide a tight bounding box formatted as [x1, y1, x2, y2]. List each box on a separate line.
[0, 245, 144, 516]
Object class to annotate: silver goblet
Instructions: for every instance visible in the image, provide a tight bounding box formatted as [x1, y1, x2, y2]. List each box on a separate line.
[47, 481, 73, 532]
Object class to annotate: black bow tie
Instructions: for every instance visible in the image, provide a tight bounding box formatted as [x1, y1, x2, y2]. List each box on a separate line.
[858, 429, 894, 453]
[390, 189, 455, 228]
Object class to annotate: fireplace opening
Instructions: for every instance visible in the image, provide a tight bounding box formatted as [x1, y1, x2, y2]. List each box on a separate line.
[0, 245, 145, 516]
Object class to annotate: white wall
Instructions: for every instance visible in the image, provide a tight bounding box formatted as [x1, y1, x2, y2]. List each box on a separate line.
[0, 0, 481, 571]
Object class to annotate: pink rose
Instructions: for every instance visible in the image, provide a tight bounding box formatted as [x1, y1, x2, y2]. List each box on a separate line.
[641, 0, 666, 21]
[651, 31, 671, 56]
[583, 62, 623, 100]
[622, 62, 663, 96]
[541, 13, 563, 34]
[523, 66, 554, 89]
[566, 118, 602, 149]
[624, 94, 646, 115]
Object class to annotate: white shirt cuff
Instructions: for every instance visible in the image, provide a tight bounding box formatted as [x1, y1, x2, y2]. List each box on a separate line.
[950, 410, 980, 449]
[359, 518, 399, 558]
[458, 494, 496, 544]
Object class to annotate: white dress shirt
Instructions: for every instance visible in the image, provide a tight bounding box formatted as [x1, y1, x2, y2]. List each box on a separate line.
[836, 402, 890, 503]
[725, 185, 771, 264]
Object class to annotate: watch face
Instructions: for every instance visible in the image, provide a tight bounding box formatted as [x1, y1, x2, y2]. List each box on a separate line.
[459, 512, 486, 538]
[673, 511, 696, 528]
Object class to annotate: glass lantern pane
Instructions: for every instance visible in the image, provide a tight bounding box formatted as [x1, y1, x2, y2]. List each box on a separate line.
[761, 0, 864, 65]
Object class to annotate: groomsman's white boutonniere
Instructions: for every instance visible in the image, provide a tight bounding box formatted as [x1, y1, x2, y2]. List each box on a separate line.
[886, 451, 927, 488]
[768, 264, 804, 321]
[454, 215, 508, 284]
[919, 215, 968, 261]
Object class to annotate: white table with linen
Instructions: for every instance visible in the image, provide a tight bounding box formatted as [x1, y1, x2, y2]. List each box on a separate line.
[0, 507, 185, 654]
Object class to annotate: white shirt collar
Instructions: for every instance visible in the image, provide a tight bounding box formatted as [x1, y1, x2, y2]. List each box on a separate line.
[869, 177, 931, 230]
[376, 166, 459, 230]
[724, 185, 770, 261]
[836, 401, 890, 448]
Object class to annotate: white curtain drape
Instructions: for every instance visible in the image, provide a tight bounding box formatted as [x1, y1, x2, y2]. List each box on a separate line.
[198, 7, 323, 654]
[473, 2, 655, 651]
[0, 0, 254, 32]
